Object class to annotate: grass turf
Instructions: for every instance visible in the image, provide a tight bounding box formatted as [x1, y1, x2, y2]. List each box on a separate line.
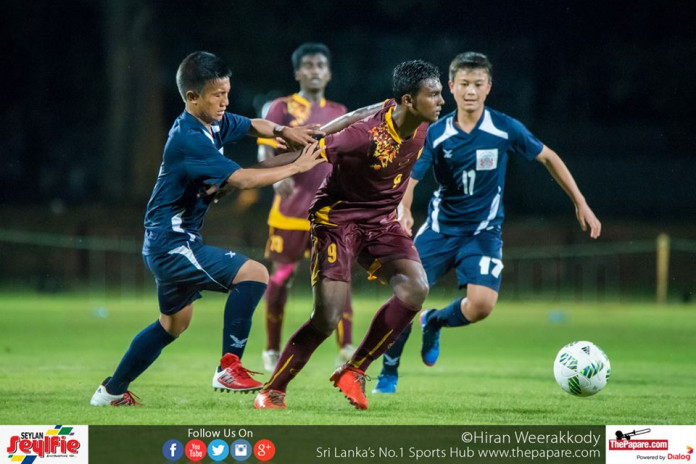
[0, 290, 694, 425]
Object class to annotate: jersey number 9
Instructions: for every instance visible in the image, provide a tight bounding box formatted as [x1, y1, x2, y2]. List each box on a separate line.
[327, 243, 337, 263]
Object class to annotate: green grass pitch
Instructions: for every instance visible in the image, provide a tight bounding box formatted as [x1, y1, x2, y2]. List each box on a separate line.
[1, 289, 694, 425]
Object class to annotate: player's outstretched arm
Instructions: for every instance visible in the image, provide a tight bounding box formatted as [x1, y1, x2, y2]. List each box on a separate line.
[251, 148, 310, 169]
[211, 142, 325, 195]
[249, 119, 324, 150]
[320, 102, 384, 135]
[257, 144, 294, 198]
[536, 146, 601, 239]
[398, 178, 420, 236]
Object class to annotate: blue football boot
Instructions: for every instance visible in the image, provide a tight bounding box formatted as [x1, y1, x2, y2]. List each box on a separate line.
[420, 309, 441, 366]
[372, 372, 398, 394]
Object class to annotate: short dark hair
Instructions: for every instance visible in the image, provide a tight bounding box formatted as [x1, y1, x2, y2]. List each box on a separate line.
[392, 60, 440, 102]
[449, 52, 493, 82]
[291, 42, 331, 70]
[176, 51, 232, 101]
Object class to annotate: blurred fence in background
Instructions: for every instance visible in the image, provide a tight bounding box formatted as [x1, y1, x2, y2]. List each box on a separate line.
[1, 228, 694, 304]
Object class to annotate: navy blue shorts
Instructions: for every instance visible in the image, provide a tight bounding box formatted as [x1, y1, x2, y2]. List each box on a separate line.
[143, 241, 249, 315]
[414, 224, 503, 292]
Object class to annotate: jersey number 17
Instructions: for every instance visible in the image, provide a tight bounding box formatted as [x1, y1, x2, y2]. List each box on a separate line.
[462, 169, 476, 195]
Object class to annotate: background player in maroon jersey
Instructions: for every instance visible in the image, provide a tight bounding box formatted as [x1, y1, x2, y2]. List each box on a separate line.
[254, 60, 445, 410]
[257, 43, 355, 372]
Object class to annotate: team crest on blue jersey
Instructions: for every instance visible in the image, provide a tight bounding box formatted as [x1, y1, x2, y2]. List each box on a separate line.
[476, 149, 498, 171]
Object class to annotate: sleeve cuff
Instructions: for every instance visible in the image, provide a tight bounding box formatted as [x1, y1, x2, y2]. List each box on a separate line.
[257, 137, 278, 148]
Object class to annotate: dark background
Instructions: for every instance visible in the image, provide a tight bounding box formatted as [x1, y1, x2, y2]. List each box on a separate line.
[3, 0, 695, 223]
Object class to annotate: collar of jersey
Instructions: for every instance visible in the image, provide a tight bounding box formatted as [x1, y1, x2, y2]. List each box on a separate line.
[453, 107, 486, 134]
[292, 93, 326, 108]
[385, 105, 419, 144]
[183, 110, 218, 135]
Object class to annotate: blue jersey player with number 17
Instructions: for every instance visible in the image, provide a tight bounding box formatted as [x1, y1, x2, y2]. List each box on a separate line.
[373, 52, 601, 394]
[90, 51, 325, 406]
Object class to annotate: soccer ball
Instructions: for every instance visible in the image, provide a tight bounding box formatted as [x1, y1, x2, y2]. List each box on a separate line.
[553, 341, 611, 397]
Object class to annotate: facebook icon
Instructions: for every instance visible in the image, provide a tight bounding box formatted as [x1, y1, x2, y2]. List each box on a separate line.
[162, 439, 184, 461]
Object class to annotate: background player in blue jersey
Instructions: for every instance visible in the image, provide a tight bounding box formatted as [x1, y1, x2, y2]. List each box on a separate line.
[90, 51, 325, 406]
[373, 51, 601, 394]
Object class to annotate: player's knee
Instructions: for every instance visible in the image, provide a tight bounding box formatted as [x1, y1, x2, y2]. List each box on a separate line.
[310, 302, 344, 335]
[411, 277, 429, 306]
[166, 321, 190, 337]
[160, 309, 192, 337]
[395, 275, 429, 308]
[236, 260, 270, 284]
[466, 300, 495, 323]
[310, 310, 341, 335]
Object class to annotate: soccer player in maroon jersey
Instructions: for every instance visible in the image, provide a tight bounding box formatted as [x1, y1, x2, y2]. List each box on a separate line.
[257, 43, 355, 372]
[254, 60, 445, 410]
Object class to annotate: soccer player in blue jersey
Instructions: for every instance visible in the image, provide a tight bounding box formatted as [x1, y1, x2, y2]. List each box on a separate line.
[90, 51, 325, 406]
[373, 51, 601, 394]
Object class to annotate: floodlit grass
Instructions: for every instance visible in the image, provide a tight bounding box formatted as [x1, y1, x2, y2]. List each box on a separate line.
[0, 290, 694, 425]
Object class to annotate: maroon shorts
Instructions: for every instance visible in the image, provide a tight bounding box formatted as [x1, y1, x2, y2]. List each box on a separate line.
[310, 221, 420, 285]
[264, 227, 311, 263]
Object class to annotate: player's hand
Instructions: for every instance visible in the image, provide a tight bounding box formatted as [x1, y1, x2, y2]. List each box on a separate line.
[274, 137, 289, 152]
[399, 207, 415, 236]
[575, 203, 601, 239]
[273, 178, 295, 198]
[198, 184, 231, 204]
[198, 184, 218, 199]
[293, 141, 326, 173]
[280, 124, 325, 151]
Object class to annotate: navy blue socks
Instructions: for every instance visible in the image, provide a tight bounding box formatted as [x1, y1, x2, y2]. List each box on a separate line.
[105, 280, 267, 393]
[427, 297, 470, 329]
[222, 280, 267, 360]
[106, 320, 176, 395]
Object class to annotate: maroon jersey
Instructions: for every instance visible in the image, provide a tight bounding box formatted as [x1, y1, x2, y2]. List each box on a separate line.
[259, 94, 347, 230]
[311, 100, 429, 226]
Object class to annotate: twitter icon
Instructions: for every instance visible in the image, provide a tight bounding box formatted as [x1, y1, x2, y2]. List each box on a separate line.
[208, 439, 229, 462]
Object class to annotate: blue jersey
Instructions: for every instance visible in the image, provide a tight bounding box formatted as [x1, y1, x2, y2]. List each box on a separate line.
[142, 111, 251, 255]
[411, 107, 543, 236]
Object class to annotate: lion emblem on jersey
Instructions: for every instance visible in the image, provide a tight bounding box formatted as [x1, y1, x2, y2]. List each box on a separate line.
[368, 123, 398, 170]
[286, 99, 311, 127]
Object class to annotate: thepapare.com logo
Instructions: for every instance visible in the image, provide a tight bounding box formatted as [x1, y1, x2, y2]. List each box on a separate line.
[607, 426, 696, 464]
[4, 426, 82, 463]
